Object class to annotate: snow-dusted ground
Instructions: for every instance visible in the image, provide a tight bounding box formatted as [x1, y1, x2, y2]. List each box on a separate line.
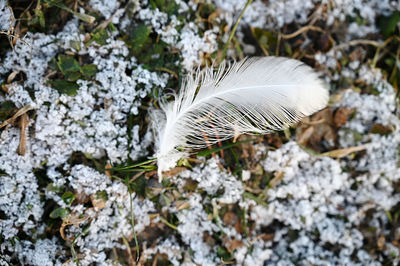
[1, 0, 400, 265]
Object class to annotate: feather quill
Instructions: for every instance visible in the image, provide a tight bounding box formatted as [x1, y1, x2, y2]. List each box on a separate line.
[152, 57, 329, 180]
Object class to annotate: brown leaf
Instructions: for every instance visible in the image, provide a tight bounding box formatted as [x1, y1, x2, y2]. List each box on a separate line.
[224, 238, 244, 253]
[369, 123, 393, 136]
[0, 105, 33, 129]
[90, 194, 106, 209]
[7, 71, 19, 83]
[301, 118, 326, 126]
[260, 233, 275, 242]
[139, 223, 165, 244]
[175, 201, 190, 211]
[321, 146, 366, 158]
[333, 108, 352, 127]
[159, 167, 187, 178]
[1, 84, 10, 93]
[207, 8, 224, 24]
[104, 163, 112, 177]
[265, 134, 283, 148]
[17, 113, 29, 155]
[203, 231, 216, 246]
[269, 171, 284, 188]
[74, 191, 90, 204]
[226, 239, 244, 252]
[234, 220, 244, 234]
[223, 212, 238, 226]
[297, 126, 314, 146]
[296, 108, 336, 152]
[249, 233, 275, 245]
[377, 234, 385, 250]
[60, 213, 90, 241]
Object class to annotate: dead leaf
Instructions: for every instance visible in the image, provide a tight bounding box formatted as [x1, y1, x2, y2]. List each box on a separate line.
[249, 233, 275, 244]
[234, 219, 244, 234]
[333, 108, 352, 127]
[74, 191, 90, 204]
[151, 167, 187, 179]
[166, 166, 187, 176]
[301, 118, 326, 126]
[260, 233, 275, 242]
[0, 105, 33, 129]
[223, 212, 238, 226]
[329, 92, 343, 104]
[224, 238, 244, 252]
[377, 234, 385, 250]
[296, 108, 336, 152]
[207, 8, 224, 24]
[17, 113, 29, 155]
[321, 146, 366, 158]
[269, 171, 284, 188]
[369, 123, 393, 136]
[90, 194, 106, 209]
[297, 126, 314, 146]
[60, 213, 90, 240]
[7, 71, 19, 83]
[1, 84, 9, 93]
[265, 134, 283, 148]
[251, 164, 264, 176]
[175, 201, 190, 211]
[203, 231, 216, 246]
[104, 163, 112, 177]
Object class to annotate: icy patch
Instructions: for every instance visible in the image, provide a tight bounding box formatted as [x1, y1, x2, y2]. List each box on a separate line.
[177, 23, 218, 70]
[14, 238, 64, 266]
[176, 193, 219, 265]
[214, 0, 314, 29]
[143, 237, 183, 266]
[179, 157, 244, 204]
[90, 0, 120, 19]
[0, 0, 13, 31]
[260, 141, 350, 230]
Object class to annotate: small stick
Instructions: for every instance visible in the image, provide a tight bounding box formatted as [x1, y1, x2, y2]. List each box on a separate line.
[281, 25, 324, 39]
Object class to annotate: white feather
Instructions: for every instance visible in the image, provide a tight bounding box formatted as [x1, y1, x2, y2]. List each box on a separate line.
[152, 57, 329, 179]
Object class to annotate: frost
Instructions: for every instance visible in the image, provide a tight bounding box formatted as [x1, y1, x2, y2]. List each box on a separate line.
[260, 141, 350, 230]
[2, 0, 400, 265]
[0, 0, 13, 31]
[143, 237, 183, 266]
[89, 0, 120, 19]
[177, 23, 218, 70]
[214, 0, 314, 29]
[176, 194, 219, 265]
[68, 164, 111, 195]
[14, 238, 64, 266]
[179, 157, 244, 204]
[137, 7, 180, 45]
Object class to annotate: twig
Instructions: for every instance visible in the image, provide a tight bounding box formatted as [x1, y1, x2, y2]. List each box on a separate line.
[281, 25, 324, 39]
[17, 113, 29, 155]
[155, 67, 178, 79]
[332, 39, 380, 50]
[129, 171, 145, 182]
[0, 105, 33, 129]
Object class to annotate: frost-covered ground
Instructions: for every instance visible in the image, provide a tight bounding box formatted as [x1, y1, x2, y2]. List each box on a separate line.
[1, 0, 400, 265]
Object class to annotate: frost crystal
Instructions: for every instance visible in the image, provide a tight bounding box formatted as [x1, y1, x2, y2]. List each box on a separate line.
[0, 0, 13, 31]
